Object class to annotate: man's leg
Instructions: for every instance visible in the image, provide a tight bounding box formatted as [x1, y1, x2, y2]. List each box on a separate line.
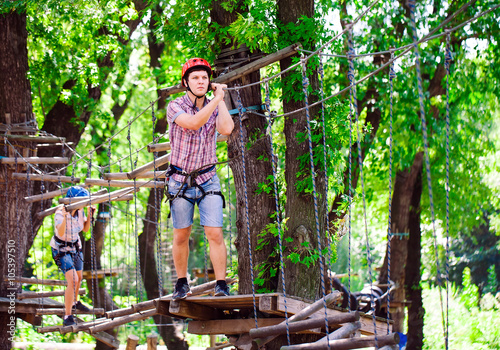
[204, 226, 227, 280]
[172, 226, 192, 279]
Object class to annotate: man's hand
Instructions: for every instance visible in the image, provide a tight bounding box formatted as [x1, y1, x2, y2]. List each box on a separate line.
[211, 83, 227, 101]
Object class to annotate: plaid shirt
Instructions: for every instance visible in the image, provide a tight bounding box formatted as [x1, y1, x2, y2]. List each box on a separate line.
[167, 94, 218, 185]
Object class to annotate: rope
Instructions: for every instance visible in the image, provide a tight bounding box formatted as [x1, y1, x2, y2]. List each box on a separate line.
[347, 28, 378, 346]
[227, 164, 233, 269]
[236, 89, 259, 329]
[300, 58, 330, 347]
[408, 1, 446, 347]
[264, 80, 290, 344]
[387, 48, 396, 334]
[444, 29, 453, 350]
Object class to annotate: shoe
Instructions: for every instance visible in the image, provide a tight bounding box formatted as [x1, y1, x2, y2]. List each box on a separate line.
[172, 282, 192, 301]
[63, 315, 76, 327]
[214, 284, 230, 297]
[72, 301, 91, 312]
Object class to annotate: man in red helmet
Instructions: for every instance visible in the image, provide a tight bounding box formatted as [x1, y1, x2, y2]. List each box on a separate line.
[166, 58, 233, 300]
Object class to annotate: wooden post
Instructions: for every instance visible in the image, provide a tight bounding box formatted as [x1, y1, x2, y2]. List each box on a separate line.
[0, 157, 69, 165]
[88, 309, 157, 334]
[5, 276, 67, 286]
[24, 184, 89, 203]
[18, 288, 86, 300]
[125, 334, 140, 350]
[147, 334, 158, 350]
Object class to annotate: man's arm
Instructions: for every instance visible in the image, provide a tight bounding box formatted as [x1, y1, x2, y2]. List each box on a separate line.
[214, 84, 234, 135]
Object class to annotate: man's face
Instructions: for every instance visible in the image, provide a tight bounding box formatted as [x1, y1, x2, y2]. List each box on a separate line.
[186, 69, 209, 94]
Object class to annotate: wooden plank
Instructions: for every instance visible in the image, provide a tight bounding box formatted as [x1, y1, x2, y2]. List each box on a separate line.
[174, 293, 279, 310]
[103, 170, 167, 180]
[59, 317, 109, 334]
[36, 308, 105, 316]
[105, 278, 236, 319]
[168, 299, 224, 320]
[85, 178, 165, 189]
[126, 153, 171, 179]
[4, 276, 67, 286]
[18, 288, 86, 300]
[147, 135, 228, 153]
[188, 318, 286, 335]
[0, 157, 69, 165]
[13, 173, 80, 184]
[159, 43, 302, 98]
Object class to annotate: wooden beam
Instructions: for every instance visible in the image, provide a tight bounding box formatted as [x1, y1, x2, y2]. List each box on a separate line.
[4, 276, 67, 286]
[18, 313, 42, 326]
[249, 312, 360, 339]
[126, 153, 170, 179]
[147, 135, 228, 153]
[64, 187, 136, 211]
[1, 134, 64, 143]
[13, 173, 80, 184]
[36, 308, 105, 316]
[160, 43, 302, 98]
[24, 185, 89, 203]
[59, 316, 109, 334]
[103, 170, 167, 180]
[0, 157, 69, 165]
[280, 333, 399, 350]
[168, 299, 224, 320]
[18, 288, 86, 300]
[81, 269, 121, 279]
[85, 178, 165, 189]
[57, 189, 109, 204]
[189, 318, 286, 335]
[88, 309, 158, 334]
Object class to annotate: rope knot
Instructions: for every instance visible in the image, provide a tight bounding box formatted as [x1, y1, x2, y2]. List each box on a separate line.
[389, 66, 396, 80]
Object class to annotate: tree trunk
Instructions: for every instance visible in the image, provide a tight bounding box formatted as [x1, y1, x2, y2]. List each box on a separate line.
[378, 152, 423, 332]
[405, 159, 424, 349]
[211, 1, 278, 295]
[277, 0, 326, 301]
[0, 10, 35, 350]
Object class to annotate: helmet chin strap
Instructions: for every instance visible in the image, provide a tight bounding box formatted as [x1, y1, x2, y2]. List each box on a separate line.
[186, 82, 208, 109]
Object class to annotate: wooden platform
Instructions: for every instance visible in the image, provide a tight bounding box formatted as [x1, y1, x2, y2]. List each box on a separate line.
[154, 293, 390, 336]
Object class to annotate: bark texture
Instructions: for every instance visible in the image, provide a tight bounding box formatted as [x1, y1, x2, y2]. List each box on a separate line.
[0, 11, 35, 350]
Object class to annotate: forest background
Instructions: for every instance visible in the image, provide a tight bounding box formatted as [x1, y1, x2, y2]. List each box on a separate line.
[0, 0, 499, 349]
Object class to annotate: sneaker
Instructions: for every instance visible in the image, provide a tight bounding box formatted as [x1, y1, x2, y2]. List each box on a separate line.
[172, 282, 192, 301]
[214, 284, 230, 297]
[72, 301, 91, 312]
[63, 315, 76, 327]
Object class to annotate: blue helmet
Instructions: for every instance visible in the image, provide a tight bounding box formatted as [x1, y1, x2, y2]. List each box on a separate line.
[65, 186, 89, 198]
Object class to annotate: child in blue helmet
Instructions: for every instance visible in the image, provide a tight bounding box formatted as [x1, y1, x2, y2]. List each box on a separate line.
[50, 186, 96, 326]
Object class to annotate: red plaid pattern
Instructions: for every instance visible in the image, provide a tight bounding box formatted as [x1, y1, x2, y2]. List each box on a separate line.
[167, 94, 218, 185]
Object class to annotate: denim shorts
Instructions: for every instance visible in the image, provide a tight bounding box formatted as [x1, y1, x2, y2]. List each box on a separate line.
[168, 174, 223, 229]
[52, 248, 84, 273]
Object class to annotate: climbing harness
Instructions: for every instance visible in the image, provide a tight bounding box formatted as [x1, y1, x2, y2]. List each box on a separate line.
[165, 164, 226, 209]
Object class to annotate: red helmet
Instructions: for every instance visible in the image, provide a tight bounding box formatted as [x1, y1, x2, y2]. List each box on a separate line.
[181, 58, 212, 87]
